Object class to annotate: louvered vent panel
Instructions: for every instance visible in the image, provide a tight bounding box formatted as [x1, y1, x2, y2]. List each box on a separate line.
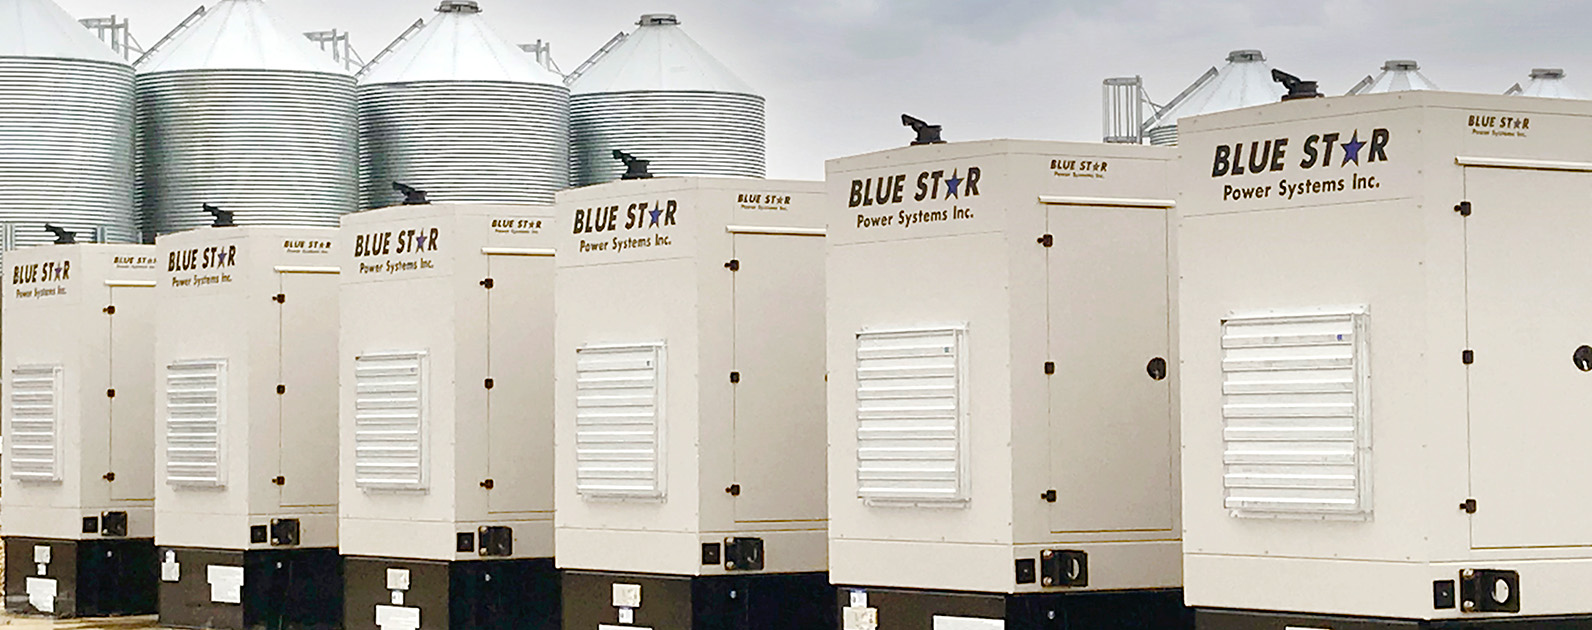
[165, 360, 225, 487]
[1221, 312, 1370, 516]
[9, 365, 63, 482]
[574, 344, 664, 499]
[855, 328, 968, 505]
[354, 352, 427, 490]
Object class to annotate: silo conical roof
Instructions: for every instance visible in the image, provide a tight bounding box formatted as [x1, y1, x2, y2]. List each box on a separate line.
[1355, 59, 1439, 94]
[137, 0, 347, 75]
[361, 0, 562, 86]
[569, 13, 754, 94]
[356, 0, 569, 208]
[1146, 50, 1285, 146]
[0, 0, 125, 64]
[1514, 68, 1584, 99]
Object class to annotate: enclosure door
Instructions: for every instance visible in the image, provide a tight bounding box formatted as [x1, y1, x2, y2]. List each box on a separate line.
[278, 270, 339, 508]
[485, 252, 556, 516]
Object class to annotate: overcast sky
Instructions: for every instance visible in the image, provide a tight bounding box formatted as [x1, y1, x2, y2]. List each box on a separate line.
[54, 0, 1591, 180]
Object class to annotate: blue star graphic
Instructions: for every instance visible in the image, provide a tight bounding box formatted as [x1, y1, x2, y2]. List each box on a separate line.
[946, 170, 963, 199]
[416, 234, 427, 249]
[216, 251, 227, 265]
[648, 208, 663, 227]
[1341, 131, 1365, 166]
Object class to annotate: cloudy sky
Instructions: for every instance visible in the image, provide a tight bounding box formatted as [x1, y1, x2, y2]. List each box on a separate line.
[55, 0, 1588, 180]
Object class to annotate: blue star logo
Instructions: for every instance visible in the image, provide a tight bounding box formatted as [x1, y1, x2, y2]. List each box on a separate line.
[649, 208, 663, 227]
[1341, 131, 1365, 166]
[416, 234, 427, 249]
[215, 251, 227, 265]
[946, 170, 963, 199]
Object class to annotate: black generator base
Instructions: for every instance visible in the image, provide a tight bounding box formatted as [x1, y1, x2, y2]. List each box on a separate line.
[1198, 608, 1592, 629]
[563, 570, 835, 630]
[2, 536, 158, 617]
[835, 585, 1192, 630]
[158, 546, 342, 630]
[342, 555, 559, 630]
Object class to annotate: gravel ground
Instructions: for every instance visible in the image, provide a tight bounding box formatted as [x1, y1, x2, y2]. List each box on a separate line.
[0, 616, 160, 629]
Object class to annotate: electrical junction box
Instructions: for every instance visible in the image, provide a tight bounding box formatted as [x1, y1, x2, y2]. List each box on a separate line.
[554, 178, 832, 630]
[153, 226, 343, 630]
[1179, 91, 1592, 626]
[1, 243, 159, 617]
[338, 203, 560, 630]
[826, 139, 1188, 630]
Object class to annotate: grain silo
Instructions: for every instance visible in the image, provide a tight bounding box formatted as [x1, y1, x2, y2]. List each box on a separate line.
[1348, 59, 1439, 95]
[134, 0, 357, 236]
[0, 0, 138, 247]
[1144, 50, 1285, 146]
[1508, 68, 1585, 99]
[568, 14, 765, 186]
[358, 0, 570, 209]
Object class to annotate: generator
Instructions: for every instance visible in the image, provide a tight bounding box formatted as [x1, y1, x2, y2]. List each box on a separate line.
[153, 225, 342, 630]
[1179, 91, 1592, 628]
[825, 139, 1189, 630]
[338, 203, 559, 630]
[554, 178, 833, 630]
[1, 242, 159, 617]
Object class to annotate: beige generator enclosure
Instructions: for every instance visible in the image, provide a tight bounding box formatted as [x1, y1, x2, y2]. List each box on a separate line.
[2, 243, 159, 617]
[338, 203, 560, 630]
[153, 225, 343, 629]
[554, 178, 834, 630]
[1180, 91, 1592, 626]
[825, 139, 1186, 628]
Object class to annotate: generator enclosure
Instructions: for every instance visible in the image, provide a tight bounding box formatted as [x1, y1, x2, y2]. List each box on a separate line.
[1179, 91, 1592, 626]
[825, 140, 1183, 629]
[339, 203, 559, 630]
[153, 226, 342, 630]
[2, 243, 159, 617]
[554, 178, 829, 629]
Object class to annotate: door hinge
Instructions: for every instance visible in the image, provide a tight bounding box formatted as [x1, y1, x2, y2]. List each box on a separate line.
[103, 305, 116, 315]
[480, 278, 494, 289]
[1462, 349, 1474, 365]
[726, 484, 741, 496]
[1455, 201, 1472, 217]
[1041, 489, 1057, 503]
[729, 371, 741, 384]
[275, 384, 286, 395]
[1460, 498, 1478, 514]
[484, 378, 495, 390]
[106, 388, 116, 398]
[272, 293, 286, 304]
[480, 478, 495, 490]
[1038, 234, 1053, 247]
[725, 259, 740, 271]
[1044, 361, 1055, 375]
[272, 476, 286, 486]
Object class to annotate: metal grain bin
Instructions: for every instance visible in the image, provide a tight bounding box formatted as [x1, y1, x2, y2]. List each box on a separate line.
[1347, 59, 1439, 95]
[1146, 50, 1284, 147]
[0, 0, 137, 247]
[568, 14, 764, 186]
[134, 0, 357, 236]
[358, 0, 570, 209]
[1509, 68, 1585, 99]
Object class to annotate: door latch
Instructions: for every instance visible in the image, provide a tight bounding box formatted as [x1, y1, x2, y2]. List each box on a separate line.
[1041, 489, 1057, 503]
[1460, 498, 1478, 514]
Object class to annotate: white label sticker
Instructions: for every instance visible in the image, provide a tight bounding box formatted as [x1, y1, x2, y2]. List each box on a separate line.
[932, 616, 1005, 630]
[207, 565, 244, 604]
[36, 563, 46, 576]
[392, 590, 405, 605]
[613, 582, 642, 608]
[162, 560, 181, 582]
[849, 590, 868, 608]
[599, 626, 652, 630]
[387, 568, 411, 591]
[842, 606, 879, 630]
[25, 577, 56, 614]
[375, 604, 421, 630]
[619, 607, 636, 624]
[33, 545, 50, 564]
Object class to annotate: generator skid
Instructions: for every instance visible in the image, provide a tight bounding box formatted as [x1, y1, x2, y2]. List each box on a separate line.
[2, 243, 159, 617]
[339, 203, 559, 630]
[1179, 91, 1592, 628]
[825, 139, 1189, 630]
[554, 178, 833, 630]
[154, 226, 342, 630]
